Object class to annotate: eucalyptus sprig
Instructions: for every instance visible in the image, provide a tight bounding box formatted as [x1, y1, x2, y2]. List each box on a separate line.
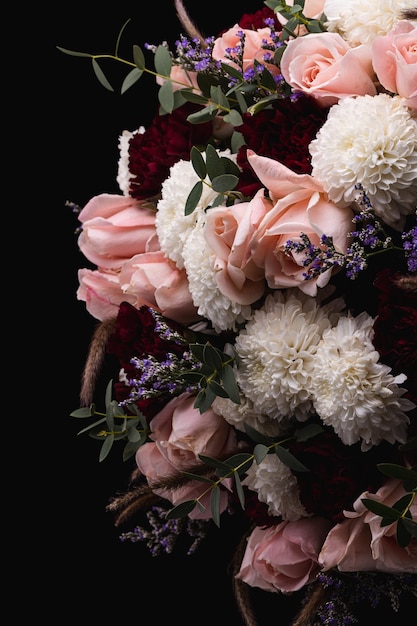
[181, 341, 241, 414]
[184, 144, 246, 215]
[70, 380, 150, 462]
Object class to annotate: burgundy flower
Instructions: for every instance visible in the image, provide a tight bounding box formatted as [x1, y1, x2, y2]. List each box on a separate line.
[235, 96, 329, 198]
[288, 430, 402, 523]
[373, 269, 417, 392]
[127, 102, 214, 201]
[238, 7, 280, 30]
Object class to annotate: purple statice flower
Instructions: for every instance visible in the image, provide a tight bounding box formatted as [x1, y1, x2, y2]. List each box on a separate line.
[119, 505, 209, 555]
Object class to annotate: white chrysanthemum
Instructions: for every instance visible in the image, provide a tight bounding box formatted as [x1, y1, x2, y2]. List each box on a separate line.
[117, 128, 145, 195]
[182, 219, 253, 332]
[242, 454, 308, 521]
[233, 290, 344, 423]
[212, 395, 282, 437]
[311, 312, 415, 451]
[156, 150, 237, 269]
[324, 0, 415, 46]
[309, 94, 417, 231]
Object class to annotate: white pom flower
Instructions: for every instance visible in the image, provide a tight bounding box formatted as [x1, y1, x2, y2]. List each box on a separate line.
[117, 128, 144, 195]
[311, 312, 415, 450]
[156, 149, 237, 269]
[233, 290, 344, 424]
[212, 395, 282, 438]
[242, 454, 308, 521]
[309, 94, 417, 231]
[324, 0, 414, 46]
[182, 218, 253, 332]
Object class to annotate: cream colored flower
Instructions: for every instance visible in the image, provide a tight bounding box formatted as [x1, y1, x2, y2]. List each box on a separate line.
[242, 454, 308, 521]
[309, 94, 417, 230]
[233, 290, 344, 424]
[311, 312, 415, 450]
[324, 0, 415, 46]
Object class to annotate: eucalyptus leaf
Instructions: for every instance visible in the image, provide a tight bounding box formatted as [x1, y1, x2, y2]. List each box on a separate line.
[210, 486, 221, 528]
[222, 363, 240, 404]
[211, 174, 239, 193]
[275, 446, 309, 472]
[181, 472, 215, 484]
[231, 131, 246, 153]
[203, 343, 224, 371]
[234, 472, 246, 509]
[208, 380, 229, 398]
[105, 379, 114, 407]
[180, 90, 209, 105]
[99, 434, 114, 462]
[396, 518, 412, 548]
[377, 462, 417, 482]
[402, 516, 417, 538]
[361, 498, 400, 520]
[205, 144, 223, 180]
[133, 44, 145, 70]
[92, 59, 114, 91]
[190, 145, 207, 180]
[121, 67, 143, 94]
[223, 109, 244, 127]
[70, 407, 95, 418]
[76, 416, 106, 436]
[158, 80, 174, 114]
[166, 500, 197, 519]
[56, 46, 92, 58]
[187, 106, 218, 124]
[198, 454, 232, 471]
[194, 386, 216, 413]
[184, 180, 203, 215]
[154, 44, 172, 77]
[253, 443, 269, 464]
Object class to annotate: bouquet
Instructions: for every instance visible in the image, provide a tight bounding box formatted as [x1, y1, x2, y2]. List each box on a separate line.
[61, 1, 417, 623]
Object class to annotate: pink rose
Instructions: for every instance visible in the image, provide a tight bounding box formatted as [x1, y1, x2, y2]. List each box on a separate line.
[319, 478, 417, 573]
[212, 25, 281, 76]
[119, 250, 200, 324]
[246, 151, 354, 296]
[135, 393, 238, 519]
[156, 64, 201, 93]
[236, 517, 333, 593]
[372, 20, 417, 109]
[280, 32, 377, 106]
[203, 190, 268, 305]
[77, 193, 158, 271]
[77, 268, 136, 320]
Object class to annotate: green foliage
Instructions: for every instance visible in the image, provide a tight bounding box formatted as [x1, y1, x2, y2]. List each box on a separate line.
[70, 380, 150, 462]
[362, 463, 417, 547]
[185, 342, 241, 413]
[184, 144, 244, 215]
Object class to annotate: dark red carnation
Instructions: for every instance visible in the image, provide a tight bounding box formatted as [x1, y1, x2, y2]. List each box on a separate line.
[235, 96, 329, 198]
[127, 102, 214, 201]
[238, 7, 281, 30]
[288, 430, 402, 523]
[106, 302, 187, 417]
[373, 268, 417, 399]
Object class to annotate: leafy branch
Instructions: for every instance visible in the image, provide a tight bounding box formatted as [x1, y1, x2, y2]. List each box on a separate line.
[70, 380, 150, 462]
